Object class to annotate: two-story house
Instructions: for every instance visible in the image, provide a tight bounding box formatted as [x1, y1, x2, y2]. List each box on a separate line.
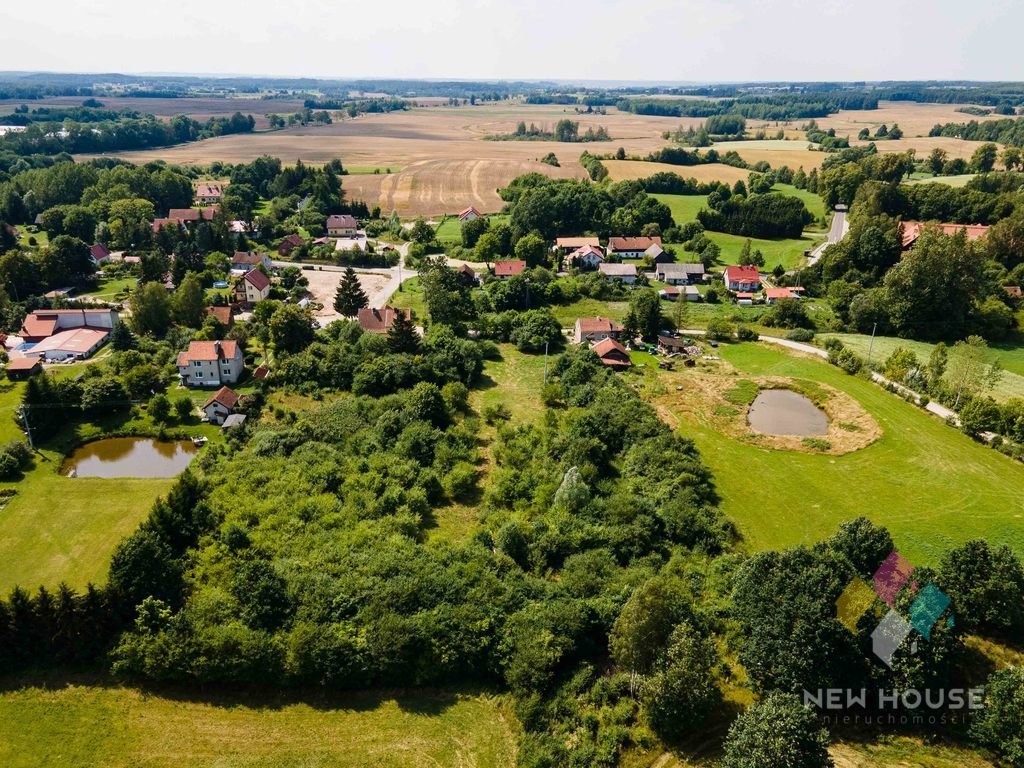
[177, 340, 244, 387]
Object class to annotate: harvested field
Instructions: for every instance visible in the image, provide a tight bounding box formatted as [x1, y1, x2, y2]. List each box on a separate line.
[779, 101, 1008, 139]
[75, 104, 684, 214]
[852, 135, 1001, 160]
[604, 160, 752, 185]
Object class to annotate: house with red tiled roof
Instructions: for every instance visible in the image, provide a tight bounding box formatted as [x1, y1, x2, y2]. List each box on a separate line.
[202, 386, 241, 425]
[6, 357, 43, 381]
[90, 243, 111, 265]
[152, 206, 220, 233]
[205, 305, 233, 328]
[195, 182, 224, 205]
[278, 234, 305, 256]
[555, 236, 601, 254]
[608, 236, 662, 259]
[177, 340, 244, 387]
[230, 251, 271, 272]
[458, 206, 483, 222]
[592, 337, 632, 369]
[573, 316, 623, 345]
[723, 265, 761, 293]
[900, 221, 990, 250]
[764, 286, 802, 304]
[493, 260, 527, 279]
[235, 269, 271, 305]
[568, 244, 605, 270]
[357, 306, 402, 333]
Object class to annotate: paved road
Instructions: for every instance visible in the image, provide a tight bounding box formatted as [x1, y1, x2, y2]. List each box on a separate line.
[807, 209, 849, 266]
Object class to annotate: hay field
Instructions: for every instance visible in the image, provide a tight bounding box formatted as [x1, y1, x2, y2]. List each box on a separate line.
[75, 104, 685, 215]
[794, 101, 1007, 138]
[853, 135, 1000, 160]
[604, 159, 752, 184]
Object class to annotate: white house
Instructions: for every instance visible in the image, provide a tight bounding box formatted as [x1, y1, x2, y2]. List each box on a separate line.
[608, 236, 662, 260]
[326, 214, 358, 237]
[598, 263, 637, 284]
[230, 251, 272, 273]
[573, 316, 623, 345]
[655, 263, 705, 285]
[236, 269, 271, 305]
[458, 206, 483, 222]
[177, 340, 244, 387]
[569, 244, 605, 270]
[202, 386, 241, 425]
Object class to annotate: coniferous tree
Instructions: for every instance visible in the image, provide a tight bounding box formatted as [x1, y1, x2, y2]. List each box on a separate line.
[386, 309, 419, 354]
[333, 266, 368, 316]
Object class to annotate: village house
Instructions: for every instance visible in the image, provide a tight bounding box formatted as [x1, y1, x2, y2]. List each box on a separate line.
[660, 285, 700, 302]
[568, 244, 605, 270]
[457, 263, 479, 285]
[278, 234, 305, 257]
[205, 305, 234, 328]
[655, 263, 705, 285]
[235, 269, 271, 305]
[607, 236, 662, 259]
[357, 306, 402, 333]
[592, 337, 632, 369]
[194, 182, 224, 205]
[764, 286, 804, 304]
[6, 357, 43, 381]
[493, 260, 527, 280]
[326, 214, 359, 237]
[723, 265, 761, 293]
[202, 386, 241, 426]
[598, 262, 637, 284]
[89, 243, 111, 265]
[458, 206, 483, 222]
[555, 236, 601, 256]
[152, 206, 220, 232]
[230, 251, 272, 273]
[645, 243, 672, 264]
[177, 340, 244, 387]
[1004, 285, 1022, 300]
[900, 221, 990, 250]
[573, 316, 623, 345]
[19, 308, 119, 344]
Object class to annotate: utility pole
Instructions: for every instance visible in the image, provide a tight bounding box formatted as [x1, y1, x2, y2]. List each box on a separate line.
[867, 322, 878, 366]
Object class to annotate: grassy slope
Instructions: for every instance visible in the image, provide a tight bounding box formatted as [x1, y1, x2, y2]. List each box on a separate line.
[652, 191, 825, 271]
[822, 332, 1024, 401]
[0, 682, 517, 768]
[387, 277, 429, 322]
[662, 343, 1024, 565]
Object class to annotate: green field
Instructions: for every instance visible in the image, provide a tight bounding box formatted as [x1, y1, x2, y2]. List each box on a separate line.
[0, 681, 517, 768]
[652, 192, 825, 271]
[435, 214, 510, 247]
[822, 332, 1024, 402]
[660, 343, 1024, 565]
[82, 274, 137, 302]
[905, 174, 976, 188]
[388, 277, 428, 321]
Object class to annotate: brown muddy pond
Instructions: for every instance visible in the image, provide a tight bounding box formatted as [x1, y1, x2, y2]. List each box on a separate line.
[62, 438, 199, 478]
[747, 389, 829, 436]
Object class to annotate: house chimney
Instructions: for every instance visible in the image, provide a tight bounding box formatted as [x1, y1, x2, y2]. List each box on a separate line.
[214, 340, 221, 357]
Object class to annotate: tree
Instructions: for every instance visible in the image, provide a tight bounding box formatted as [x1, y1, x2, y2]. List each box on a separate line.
[513, 232, 548, 268]
[173, 272, 205, 328]
[37, 235, 93, 286]
[722, 692, 833, 768]
[149, 394, 172, 424]
[128, 281, 172, 336]
[825, 517, 893, 577]
[419, 256, 476, 332]
[639, 621, 721, 739]
[461, 216, 489, 248]
[947, 336, 1002, 407]
[334, 266, 368, 316]
[108, 529, 183, 607]
[882, 347, 920, 383]
[173, 395, 194, 422]
[109, 322, 137, 351]
[269, 304, 315, 354]
[387, 309, 419, 354]
[622, 289, 662, 342]
[928, 148, 948, 175]
[938, 540, 1024, 636]
[610, 575, 693, 691]
[971, 668, 1024, 767]
[409, 219, 435, 245]
[970, 142, 998, 173]
[1001, 146, 1022, 171]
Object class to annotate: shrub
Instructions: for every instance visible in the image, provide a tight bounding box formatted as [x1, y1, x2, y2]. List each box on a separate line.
[483, 403, 512, 425]
[784, 328, 815, 342]
[722, 692, 832, 768]
[705, 318, 734, 341]
[736, 325, 759, 342]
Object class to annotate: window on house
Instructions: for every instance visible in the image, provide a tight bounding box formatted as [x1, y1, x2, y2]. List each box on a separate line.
[195, 372, 203, 379]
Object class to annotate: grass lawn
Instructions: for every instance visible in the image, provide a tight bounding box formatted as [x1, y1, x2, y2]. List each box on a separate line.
[0, 680, 517, 768]
[435, 217, 462, 245]
[772, 183, 827, 220]
[16, 229, 47, 249]
[905, 174, 976, 188]
[473, 342, 551, 424]
[388, 277, 428, 322]
[0, 373, 223, 591]
[652, 193, 825, 271]
[821, 332, 1024, 402]
[655, 342, 1024, 565]
[549, 297, 630, 326]
[82, 274, 136, 302]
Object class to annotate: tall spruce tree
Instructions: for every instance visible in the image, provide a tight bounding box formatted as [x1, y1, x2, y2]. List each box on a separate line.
[334, 266, 368, 316]
[387, 309, 419, 353]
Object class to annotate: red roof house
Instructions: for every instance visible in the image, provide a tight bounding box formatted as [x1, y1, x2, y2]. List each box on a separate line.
[592, 338, 632, 369]
[493, 260, 527, 279]
[723, 266, 761, 292]
[357, 306, 402, 333]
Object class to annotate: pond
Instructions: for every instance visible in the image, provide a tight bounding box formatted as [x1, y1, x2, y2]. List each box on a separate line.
[747, 389, 829, 436]
[62, 438, 199, 478]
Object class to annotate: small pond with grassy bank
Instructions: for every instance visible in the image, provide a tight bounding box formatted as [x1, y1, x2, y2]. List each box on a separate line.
[62, 438, 199, 478]
[748, 389, 829, 436]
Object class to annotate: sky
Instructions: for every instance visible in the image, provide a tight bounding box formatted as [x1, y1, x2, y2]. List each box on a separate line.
[1, 0, 1022, 83]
